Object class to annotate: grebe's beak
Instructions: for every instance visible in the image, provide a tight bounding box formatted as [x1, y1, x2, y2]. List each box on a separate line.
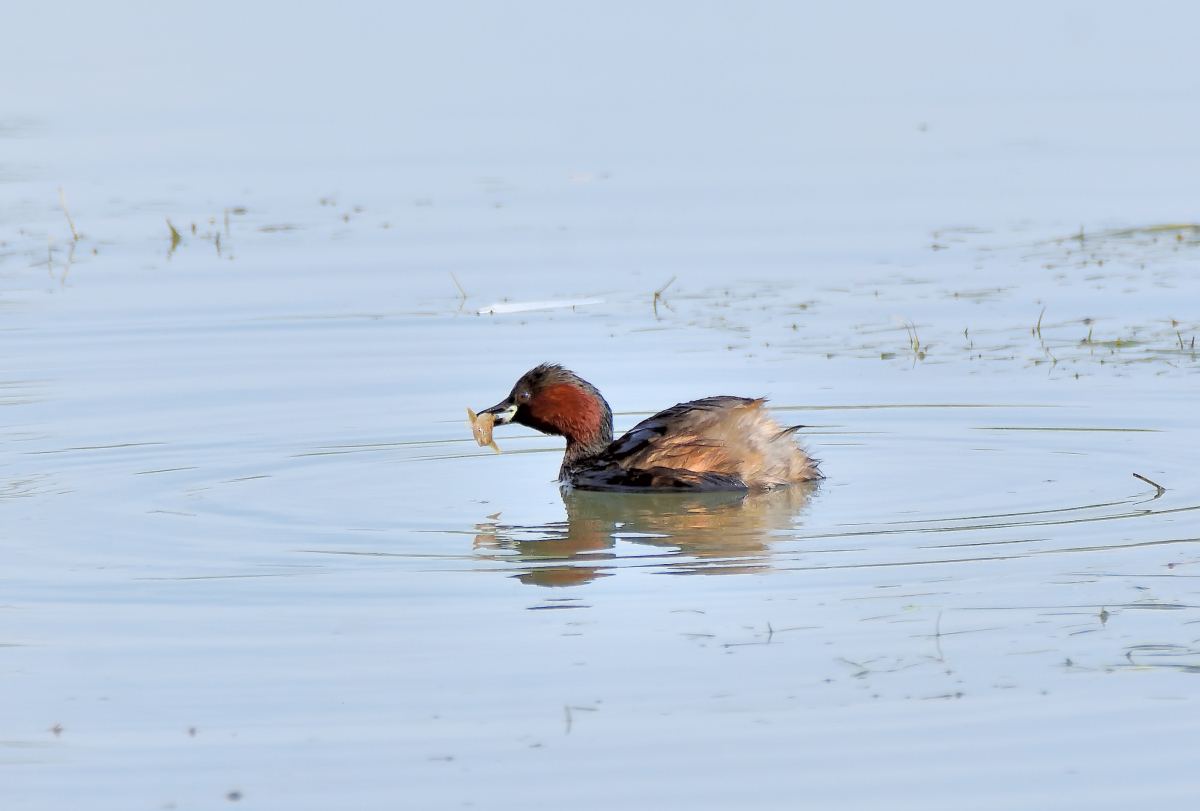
[479, 398, 518, 426]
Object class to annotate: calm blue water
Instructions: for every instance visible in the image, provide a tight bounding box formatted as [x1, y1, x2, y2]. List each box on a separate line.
[3, 3, 1200, 808]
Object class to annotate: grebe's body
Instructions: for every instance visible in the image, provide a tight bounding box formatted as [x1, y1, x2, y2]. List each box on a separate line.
[478, 364, 820, 492]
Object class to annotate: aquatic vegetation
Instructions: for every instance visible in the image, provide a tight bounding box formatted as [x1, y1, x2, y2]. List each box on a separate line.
[4, 186, 1200, 810]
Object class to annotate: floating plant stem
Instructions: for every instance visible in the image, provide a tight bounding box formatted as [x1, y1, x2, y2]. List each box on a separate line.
[166, 219, 182, 257]
[450, 272, 467, 301]
[653, 275, 676, 317]
[894, 318, 920, 352]
[1132, 473, 1166, 499]
[58, 187, 80, 241]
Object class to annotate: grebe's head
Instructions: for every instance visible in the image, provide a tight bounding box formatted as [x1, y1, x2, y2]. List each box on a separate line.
[479, 364, 613, 458]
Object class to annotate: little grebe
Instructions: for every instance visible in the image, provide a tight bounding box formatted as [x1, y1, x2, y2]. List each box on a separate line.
[477, 364, 821, 491]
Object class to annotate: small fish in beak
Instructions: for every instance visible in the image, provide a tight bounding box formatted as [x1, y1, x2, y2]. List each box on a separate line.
[467, 407, 501, 453]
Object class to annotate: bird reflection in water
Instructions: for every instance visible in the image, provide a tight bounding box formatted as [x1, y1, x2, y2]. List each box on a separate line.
[473, 483, 818, 587]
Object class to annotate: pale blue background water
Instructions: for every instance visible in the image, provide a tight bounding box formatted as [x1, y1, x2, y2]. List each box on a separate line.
[3, 3, 1200, 809]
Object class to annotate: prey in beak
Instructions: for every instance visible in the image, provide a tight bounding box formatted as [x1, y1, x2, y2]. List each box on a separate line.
[479, 398, 518, 426]
[467, 398, 516, 454]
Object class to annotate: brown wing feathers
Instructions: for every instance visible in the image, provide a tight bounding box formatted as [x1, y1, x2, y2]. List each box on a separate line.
[604, 398, 817, 489]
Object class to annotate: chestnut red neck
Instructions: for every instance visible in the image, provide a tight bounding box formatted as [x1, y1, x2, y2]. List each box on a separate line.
[526, 381, 613, 464]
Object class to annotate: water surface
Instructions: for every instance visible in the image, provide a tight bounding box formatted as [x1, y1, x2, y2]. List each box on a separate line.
[4, 4, 1200, 809]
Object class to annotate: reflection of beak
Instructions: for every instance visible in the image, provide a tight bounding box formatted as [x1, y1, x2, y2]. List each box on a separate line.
[480, 399, 518, 426]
